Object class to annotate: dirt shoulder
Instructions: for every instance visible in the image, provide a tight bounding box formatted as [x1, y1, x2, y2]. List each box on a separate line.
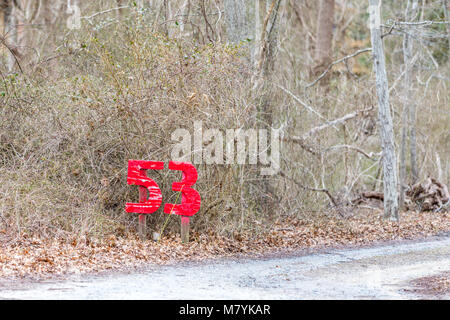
[0, 210, 449, 280]
[1, 233, 449, 300]
[403, 271, 450, 299]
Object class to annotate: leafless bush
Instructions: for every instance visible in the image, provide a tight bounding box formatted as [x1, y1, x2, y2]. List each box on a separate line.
[0, 1, 448, 240]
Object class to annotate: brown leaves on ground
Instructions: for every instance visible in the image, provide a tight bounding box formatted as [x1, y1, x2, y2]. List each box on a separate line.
[0, 210, 449, 279]
[404, 271, 450, 299]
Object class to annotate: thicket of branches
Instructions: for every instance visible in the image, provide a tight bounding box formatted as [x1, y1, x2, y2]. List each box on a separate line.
[0, 0, 448, 240]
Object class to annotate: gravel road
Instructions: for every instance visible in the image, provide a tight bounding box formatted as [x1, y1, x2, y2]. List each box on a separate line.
[1, 235, 449, 299]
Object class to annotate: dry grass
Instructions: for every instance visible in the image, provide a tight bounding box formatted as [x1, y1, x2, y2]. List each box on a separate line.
[0, 28, 260, 238]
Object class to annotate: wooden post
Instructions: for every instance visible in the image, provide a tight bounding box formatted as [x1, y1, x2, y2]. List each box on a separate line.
[181, 216, 190, 243]
[138, 185, 147, 239]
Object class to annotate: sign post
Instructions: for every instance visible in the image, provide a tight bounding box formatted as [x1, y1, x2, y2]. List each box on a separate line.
[180, 216, 190, 244]
[138, 185, 147, 240]
[126, 160, 201, 243]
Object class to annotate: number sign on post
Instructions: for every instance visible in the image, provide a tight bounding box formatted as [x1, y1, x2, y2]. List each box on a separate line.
[126, 160, 201, 243]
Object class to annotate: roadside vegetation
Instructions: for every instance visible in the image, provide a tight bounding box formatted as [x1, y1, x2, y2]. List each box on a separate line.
[0, 1, 448, 251]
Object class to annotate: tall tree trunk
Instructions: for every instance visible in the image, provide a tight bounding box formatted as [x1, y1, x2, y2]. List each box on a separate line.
[368, 0, 399, 221]
[178, 0, 190, 38]
[256, 0, 281, 79]
[117, 0, 126, 18]
[224, 0, 248, 43]
[399, 0, 418, 211]
[39, 0, 63, 75]
[255, 0, 282, 213]
[443, 0, 449, 44]
[409, 2, 421, 185]
[3, 0, 18, 71]
[313, 0, 335, 76]
[225, 0, 281, 213]
[224, 0, 256, 62]
[163, 0, 171, 37]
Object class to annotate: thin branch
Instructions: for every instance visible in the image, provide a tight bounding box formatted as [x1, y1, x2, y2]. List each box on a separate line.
[82, 6, 130, 20]
[324, 145, 380, 160]
[0, 36, 24, 74]
[382, 21, 396, 38]
[387, 20, 450, 26]
[279, 170, 340, 208]
[200, 0, 215, 42]
[306, 48, 372, 88]
[275, 84, 328, 121]
[281, 136, 320, 156]
[293, 106, 373, 140]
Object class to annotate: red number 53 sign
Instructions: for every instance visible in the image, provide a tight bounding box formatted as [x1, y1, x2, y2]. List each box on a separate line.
[125, 160, 201, 217]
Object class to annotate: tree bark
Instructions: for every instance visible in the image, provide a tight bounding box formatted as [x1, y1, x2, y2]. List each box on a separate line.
[409, 1, 421, 185]
[399, 0, 418, 211]
[163, 0, 171, 37]
[224, 0, 256, 61]
[3, 0, 18, 71]
[313, 0, 335, 76]
[224, 0, 246, 43]
[368, 0, 399, 221]
[117, 0, 126, 18]
[255, 0, 282, 214]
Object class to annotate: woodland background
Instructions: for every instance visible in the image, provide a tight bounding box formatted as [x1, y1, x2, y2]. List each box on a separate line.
[0, 0, 448, 241]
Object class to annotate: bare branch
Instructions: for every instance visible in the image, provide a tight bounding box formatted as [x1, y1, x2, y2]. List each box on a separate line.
[279, 170, 340, 209]
[306, 48, 372, 88]
[281, 136, 320, 156]
[275, 84, 328, 121]
[293, 107, 373, 140]
[82, 6, 129, 21]
[387, 19, 450, 26]
[324, 145, 380, 160]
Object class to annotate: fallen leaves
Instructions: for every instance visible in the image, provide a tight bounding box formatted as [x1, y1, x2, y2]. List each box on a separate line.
[404, 271, 450, 298]
[0, 210, 449, 279]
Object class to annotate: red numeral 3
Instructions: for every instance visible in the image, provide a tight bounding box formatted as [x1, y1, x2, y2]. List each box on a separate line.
[164, 161, 201, 217]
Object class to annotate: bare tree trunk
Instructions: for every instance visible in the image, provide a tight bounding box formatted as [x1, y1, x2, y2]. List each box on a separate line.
[409, 2, 421, 185]
[255, 0, 282, 213]
[38, 0, 63, 75]
[368, 0, 399, 221]
[117, 0, 126, 18]
[224, 0, 256, 63]
[256, 0, 281, 79]
[224, 0, 282, 213]
[313, 0, 334, 76]
[16, 0, 43, 65]
[254, 0, 264, 67]
[399, 0, 418, 211]
[444, 0, 449, 41]
[224, 0, 250, 43]
[408, 100, 418, 184]
[163, 0, 171, 37]
[3, 0, 18, 71]
[178, 0, 189, 37]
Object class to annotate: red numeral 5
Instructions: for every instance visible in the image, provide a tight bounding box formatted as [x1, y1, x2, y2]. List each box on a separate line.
[125, 160, 164, 214]
[164, 161, 201, 217]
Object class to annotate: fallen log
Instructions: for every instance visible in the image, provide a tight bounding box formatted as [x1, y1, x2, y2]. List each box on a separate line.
[361, 191, 384, 201]
[355, 177, 450, 212]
